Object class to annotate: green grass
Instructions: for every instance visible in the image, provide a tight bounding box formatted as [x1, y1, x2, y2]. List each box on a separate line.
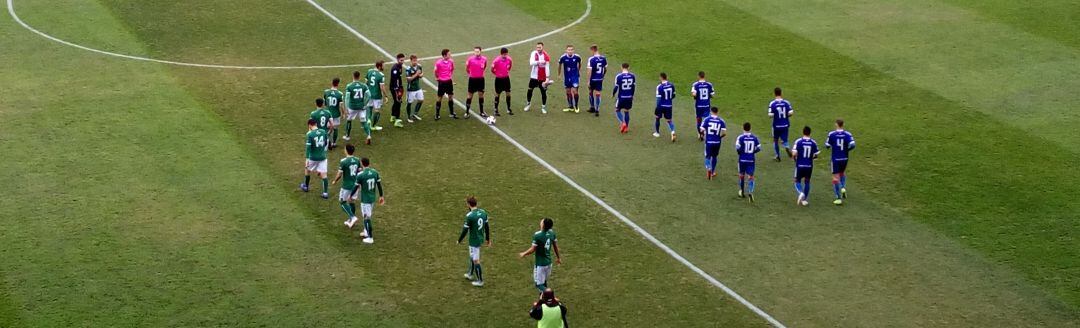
[1, 0, 1078, 326]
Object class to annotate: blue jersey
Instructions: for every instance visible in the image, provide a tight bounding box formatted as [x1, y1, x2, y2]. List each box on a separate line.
[734, 133, 761, 163]
[655, 81, 675, 108]
[560, 54, 581, 79]
[825, 129, 856, 161]
[792, 137, 820, 168]
[691, 81, 714, 109]
[588, 55, 607, 81]
[699, 115, 727, 144]
[613, 72, 636, 99]
[768, 99, 793, 128]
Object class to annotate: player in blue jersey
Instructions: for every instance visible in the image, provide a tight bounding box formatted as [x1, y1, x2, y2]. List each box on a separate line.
[698, 107, 727, 179]
[791, 126, 820, 206]
[690, 71, 715, 141]
[586, 45, 607, 117]
[734, 122, 761, 202]
[825, 119, 856, 205]
[558, 45, 582, 113]
[612, 63, 635, 134]
[653, 73, 677, 142]
[768, 87, 795, 161]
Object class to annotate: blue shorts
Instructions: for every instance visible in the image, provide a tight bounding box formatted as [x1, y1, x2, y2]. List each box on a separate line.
[794, 167, 813, 180]
[704, 144, 721, 157]
[772, 127, 789, 143]
[739, 162, 756, 175]
[589, 80, 603, 91]
[654, 106, 672, 119]
[616, 98, 633, 110]
[831, 160, 848, 174]
[695, 106, 710, 118]
[564, 76, 579, 89]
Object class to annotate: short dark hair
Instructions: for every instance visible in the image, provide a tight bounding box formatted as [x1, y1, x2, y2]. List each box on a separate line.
[353, 71, 361, 79]
[540, 288, 557, 306]
[710, 106, 719, 114]
[774, 87, 782, 96]
[836, 119, 845, 128]
[332, 77, 340, 86]
[375, 60, 384, 69]
[409, 54, 418, 60]
[360, 157, 370, 166]
[621, 63, 629, 69]
[396, 53, 405, 59]
[315, 98, 324, 107]
[542, 217, 554, 231]
[698, 71, 705, 78]
[536, 42, 544, 46]
[589, 44, 597, 51]
[466, 196, 477, 207]
[566, 44, 573, 49]
[345, 144, 355, 154]
[743, 122, 751, 131]
[500, 47, 508, 54]
[307, 118, 317, 126]
[474, 46, 481, 51]
[441, 49, 450, 56]
[659, 72, 667, 79]
[803, 125, 812, 136]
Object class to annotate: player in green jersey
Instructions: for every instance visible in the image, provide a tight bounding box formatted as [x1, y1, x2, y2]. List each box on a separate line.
[309, 98, 334, 133]
[519, 217, 562, 292]
[355, 157, 384, 244]
[344, 71, 373, 145]
[366, 62, 389, 131]
[405, 54, 424, 122]
[300, 117, 330, 199]
[323, 78, 345, 149]
[331, 144, 362, 228]
[457, 196, 491, 287]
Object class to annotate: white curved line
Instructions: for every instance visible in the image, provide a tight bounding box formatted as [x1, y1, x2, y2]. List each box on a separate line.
[6, 0, 591, 70]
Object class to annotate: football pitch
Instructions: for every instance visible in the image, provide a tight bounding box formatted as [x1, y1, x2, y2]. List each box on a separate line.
[1, 0, 1078, 326]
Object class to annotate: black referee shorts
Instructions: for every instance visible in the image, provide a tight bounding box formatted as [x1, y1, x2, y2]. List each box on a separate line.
[467, 77, 485, 93]
[495, 77, 511, 93]
[437, 80, 454, 97]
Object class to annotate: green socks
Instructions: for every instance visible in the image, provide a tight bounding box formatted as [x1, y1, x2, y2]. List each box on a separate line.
[373, 112, 381, 126]
[304, 175, 310, 186]
[345, 120, 353, 137]
[321, 178, 328, 193]
[363, 218, 372, 238]
[363, 121, 372, 137]
[340, 201, 354, 217]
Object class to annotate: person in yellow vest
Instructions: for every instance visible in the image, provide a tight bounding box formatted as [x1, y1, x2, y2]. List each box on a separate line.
[529, 288, 568, 328]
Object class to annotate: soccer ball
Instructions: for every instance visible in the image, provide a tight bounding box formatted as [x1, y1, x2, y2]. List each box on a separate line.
[485, 116, 496, 125]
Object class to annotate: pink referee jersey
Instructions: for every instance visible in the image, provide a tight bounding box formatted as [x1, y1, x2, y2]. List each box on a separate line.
[435, 58, 454, 81]
[492, 55, 512, 78]
[466, 55, 488, 78]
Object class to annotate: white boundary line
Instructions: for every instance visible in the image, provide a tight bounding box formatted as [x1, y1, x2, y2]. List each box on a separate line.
[5, 0, 590, 70]
[304, 0, 786, 327]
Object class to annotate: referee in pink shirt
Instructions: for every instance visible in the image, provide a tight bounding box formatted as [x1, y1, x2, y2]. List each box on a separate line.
[434, 49, 457, 120]
[491, 47, 513, 116]
[465, 46, 488, 118]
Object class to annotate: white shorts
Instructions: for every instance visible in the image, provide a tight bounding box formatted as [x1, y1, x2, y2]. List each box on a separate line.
[369, 99, 383, 110]
[360, 202, 373, 218]
[305, 159, 327, 173]
[407, 90, 424, 103]
[338, 188, 357, 202]
[534, 265, 552, 285]
[347, 108, 367, 122]
[468, 246, 481, 261]
[331, 117, 340, 127]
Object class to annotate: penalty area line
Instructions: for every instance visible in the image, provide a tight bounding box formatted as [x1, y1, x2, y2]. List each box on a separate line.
[303, 0, 786, 327]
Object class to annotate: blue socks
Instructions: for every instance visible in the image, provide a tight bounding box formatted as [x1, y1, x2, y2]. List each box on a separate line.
[616, 110, 624, 124]
[668, 121, 675, 133]
[654, 118, 661, 133]
[840, 175, 847, 188]
[748, 179, 756, 193]
[709, 157, 718, 172]
[774, 141, 781, 157]
[833, 181, 841, 198]
[740, 177, 745, 191]
[589, 93, 596, 108]
[795, 181, 804, 194]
